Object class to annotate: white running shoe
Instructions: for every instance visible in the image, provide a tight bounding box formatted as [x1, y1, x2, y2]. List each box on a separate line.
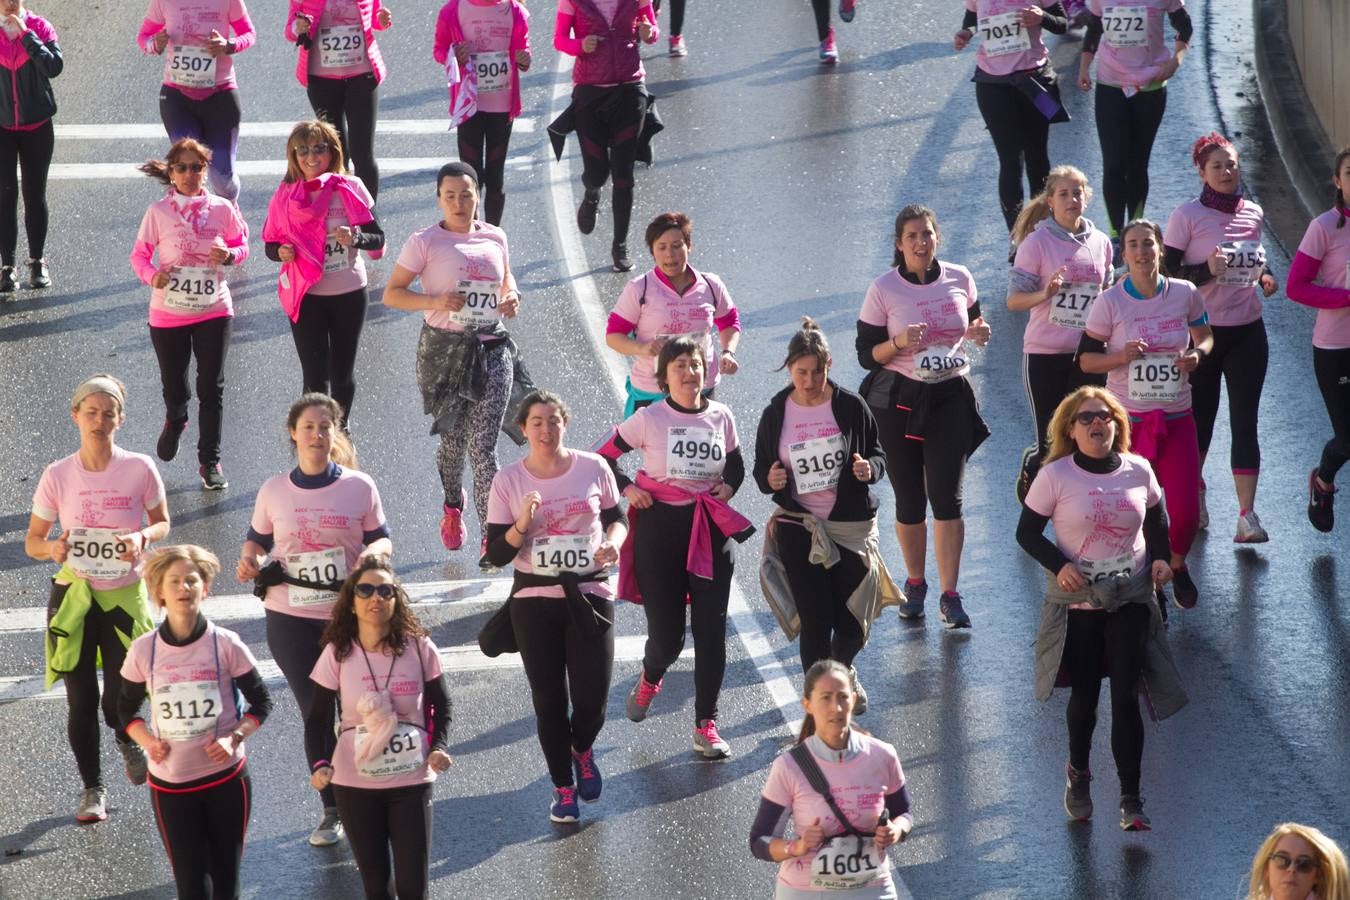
[1234, 510, 1269, 543]
[309, 808, 344, 846]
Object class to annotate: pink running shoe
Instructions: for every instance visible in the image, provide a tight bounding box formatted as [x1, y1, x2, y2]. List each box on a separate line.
[819, 28, 839, 64]
[626, 673, 662, 722]
[440, 490, 467, 551]
[693, 719, 730, 759]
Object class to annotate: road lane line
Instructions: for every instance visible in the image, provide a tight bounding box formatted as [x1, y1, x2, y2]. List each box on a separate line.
[53, 118, 535, 140]
[47, 156, 533, 181]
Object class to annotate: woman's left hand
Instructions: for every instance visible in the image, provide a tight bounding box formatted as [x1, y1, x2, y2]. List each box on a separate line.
[498, 290, 520, 319]
[874, 819, 909, 849]
[115, 530, 146, 564]
[207, 243, 233, 265]
[710, 483, 734, 502]
[850, 453, 872, 482]
[427, 749, 453, 773]
[204, 734, 236, 764]
[376, 7, 393, 28]
[1259, 273, 1278, 298]
[637, 18, 654, 42]
[718, 352, 739, 375]
[593, 540, 619, 568]
[515, 49, 532, 71]
[205, 29, 230, 57]
[1018, 6, 1045, 26]
[333, 226, 354, 248]
[966, 319, 992, 347]
[1155, 55, 1181, 81]
[1176, 349, 1202, 374]
[1151, 560, 1173, 587]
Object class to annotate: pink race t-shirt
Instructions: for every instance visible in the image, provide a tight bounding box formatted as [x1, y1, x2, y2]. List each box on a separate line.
[858, 262, 978, 383]
[777, 395, 843, 519]
[309, 0, 374, 78]
[1014, 225, 1115, 354]
[310, 177, 375, 296]
[309, 636, 444, 789]
[134, 192, 249, 328]
[1024, 452, 1162, 580]
[249, 468, 387, 620]
[1163, 199, 1265, 327]
[486, 451, 621, 599]
[395, 222, 509, 334]
[120, 622, 259, 783]
[1294, 209, 1350, 350]
[760, 734, 906, 893]
[457, 0, 514, 114]
[1087, 0, 1184, 89]
[1084, 277, 1207, 414]
[610, 268, 736, 394]
[968, 0, 1050, 76]
[616, 399, 740, 499]
[145, 0, 250, 98]
[32, 447, 166, 591]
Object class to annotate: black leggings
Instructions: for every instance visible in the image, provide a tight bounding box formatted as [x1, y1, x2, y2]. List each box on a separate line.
[1094, 84, 1167, 235]
[1021, 352, 1104, 483]
[659, 0, 687, 34]
[159, 86, 242, 201]
[456, 111, 513, 226]
[810, 0, 830, 39]
[332, 782, 432, 900]
[1191, 319, 1266, 474]
[776, 519, 867, 671]
[1314, 346, 1350, 484]
[0, 118, 52, 266]
[975, 78, 1053, 231]
[151, 764, 252, 900]
[307, 73, 380, 202]
[289, 287, 368, 422]
[264, 610, 336, 808]
[1063, 603, 1149, 797]
[633, 501, 733, 723]
[149, 316, 232, 466]
[573, 84, 646, 246]
[511, 593, 614, 788]
[871, 396, 970, 523]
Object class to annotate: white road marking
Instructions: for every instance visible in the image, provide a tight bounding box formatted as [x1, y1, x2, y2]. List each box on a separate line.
[53, 118, 535, 141]
[48, 156, 533, 181]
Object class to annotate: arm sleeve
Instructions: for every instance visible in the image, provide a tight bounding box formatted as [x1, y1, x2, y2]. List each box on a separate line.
[961, 9, 977, 29]
[885, 784, 913, 820]
[117, 677, 148, 730]
[856, 321, 890, 372]
[245, 526, 275, 552]
[1169, 7, 1193, 43]
[1287, 250, 1350, 309]
[22, 31, 62, 77]
[1163, 245, 1213, 286]
[599, 505, 628, 529]
[235, 668, 273, 726]
[137, 7, 165, 54]
[424, 670, 452, 754]
[1144, 502, 1170, 564]
[722, 447, 745, 493]
[553, 10, 584, 57]
[598, 429, 636, 492]
[351, 217, 385, 252]
[484, 522, 517, 568]
[1040, 3, 1068, 34]
[228, 9, 257, 53]
[1076, 332, 1107, 356]
[303, 683, 339, 769]
[1081, 14, 1103, 52]
[1016, 505, 1071, 574]
[749, 797, 792, 862]
[968, 300, 983, 321]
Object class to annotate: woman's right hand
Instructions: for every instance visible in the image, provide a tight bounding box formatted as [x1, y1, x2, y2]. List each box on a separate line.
[953, 29, 972, 51]
[646, 336, 668, 357]
[581, 34, 603, 54]
[1206, 245, 1229, 277]
[236, 553, 262, 583]
[1122, 339, 1148, 363]
[901, 323, 927, 348]
[790, 818, 824, 858]
[293, 13, 311, 37]
[623, 485, 653, 510]
[144, 737, 172, 764]
[453, 41, 470, 66]
[517, 491, 541, 530]
[310, 766, 332, 790]
[48, 530, 70, 565]
[151, 268, 172, 290]
[278, 243, 296, 264]
[1056, 562, 1087, 593]
[153, 31, 169, 54]
[1042, 267, 1067, 305]
[1077, 67, 1092, 92]
[767, 461, 788, 491]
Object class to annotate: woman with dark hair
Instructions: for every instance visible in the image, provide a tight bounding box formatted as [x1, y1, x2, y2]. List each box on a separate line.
[855, 205, 991, 629]
[748, 659, 911, 899]
[754, 317, 897, 713]
[600, 335, 754, 759]
[306, 557, 451, 900]
[131, 137, 249, 491]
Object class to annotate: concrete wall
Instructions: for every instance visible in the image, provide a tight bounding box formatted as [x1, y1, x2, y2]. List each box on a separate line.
[1287, 0, 1350, 150]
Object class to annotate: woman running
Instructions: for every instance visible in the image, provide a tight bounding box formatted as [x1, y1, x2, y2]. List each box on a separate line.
[263, 119, 384, 426]
[600, 336, 754, 759]
[484, 390, 627, 824]
[1163, 133, 1276, 541]
[1247, 823, 1350, 900]
[435, 0, 530, 227]
[553, 0, 658, 272]
[1287, 147, 1350, 534]
[1077, 0, 1192, 243]
[805, 0, 859, 64]
[754, 317, 896, 713]
[385, 161, 522, 565]
[606, 211, 741, 416]
[749, 659, 912, 899]
[1016, 386, 1186, 832]
[138, 0, 254, 202]
[855, 205, 991, 628]
[119, 545, 271, 900]
[237, 392, 391, 847]
[954, 1, 1070, 231]
[131, 138, 249, 491]
[652, 0, 689, 56]
[1078, 218, 1211, 608]
[307, 559, 451, 900]
[25, 375, 170, 823]
[1008, 164, 1112, 501]
[0, 0, 60, 291]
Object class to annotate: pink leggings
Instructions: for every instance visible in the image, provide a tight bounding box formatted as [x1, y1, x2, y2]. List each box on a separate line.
[1128, 409, 1200, 558]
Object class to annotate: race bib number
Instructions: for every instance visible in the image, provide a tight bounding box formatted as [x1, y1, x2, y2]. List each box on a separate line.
[66, 527, 133, 581]
[1078, 551, 1136, 584]
[323, 235, 349, 273]
[810, 836, 887, 891]
[284, 547, 346, 607]
[1127, 352, 1183, 403]
[913, 343, 969, 383]
[1047, 283, 1100, 330]
[452, 279, 501, 327]
[154, 680, 223, 740]
[530, 535, 593, 576]
[318, 24, 365, 68]
[979, 12, 1031, 56]
[1218, 241, 1265, 287]
[665, 426, 725, 480]
[355, 723, 424, 779]
[1102, 5, 1148, 48]
[162, 266, 221, 313]
[788, 433, 847, 495]
[166, 45, 216, 89]
[474, 50, 511, 93]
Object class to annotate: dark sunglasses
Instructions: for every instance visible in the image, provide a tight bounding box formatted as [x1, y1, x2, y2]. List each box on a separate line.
[295, 143, 331, 157]
[171, 162, 207, 174]
[1073, 409, 1114, 427]
[354, 583, 396, 600]
[1270, 852, 1318, 874]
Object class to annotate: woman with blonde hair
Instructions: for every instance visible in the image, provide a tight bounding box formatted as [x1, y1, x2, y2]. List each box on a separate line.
[1248, 822, 1350, 900]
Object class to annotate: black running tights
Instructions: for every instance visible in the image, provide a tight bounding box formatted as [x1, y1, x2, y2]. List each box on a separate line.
[1063, 603, 1149, 797]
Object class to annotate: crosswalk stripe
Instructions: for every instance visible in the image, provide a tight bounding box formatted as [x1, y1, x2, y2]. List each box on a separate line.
[50, 155, 534, 181]
[53, 118, 535, 141]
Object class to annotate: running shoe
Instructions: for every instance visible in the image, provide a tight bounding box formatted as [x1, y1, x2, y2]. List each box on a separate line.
[839, 0, 857, 23]
[939, 591, 971, 629]
[1308, 468, 1336, 533]
[1016, 446, 1036, 505]
[693, 719, 731, 760]
[819, 28, 838, 64]
[626, 672, 662, 722]
[0, 266, 15, 293]
[478, 537, 496, 571]
[897, 579, 927, 620]
[1119, 794, 1151, 831]
[28, 258, 50, 289]
[1197, 486, 1208, 531]
[199, 463, 228, 492]
[1171, 566, 1198, 609]
[440, 490, 467, 551]
[1064, 763, 1092, 821]
[75, 787, 107, 824]
[309, 808, 344, 846]
[612, 241, 634, 273]
[847, 666, 868, 716]
[1233, 510, 1269, 544]
[571, 747, 602, 802]
[577, 190, 600, 235]
[156, 418, 187, 462]
[116, 735, 148, 786]
[669, 34, 687, 56]
[549, 786, 580, 823]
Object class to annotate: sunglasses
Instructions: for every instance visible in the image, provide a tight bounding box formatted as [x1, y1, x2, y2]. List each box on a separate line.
[171, 162, 207, 174]
[1270, 852, 1318, 875]
[1073, 409, 1114, 427]
[354, 583, 396, 600]
[295, 143, 331, 157]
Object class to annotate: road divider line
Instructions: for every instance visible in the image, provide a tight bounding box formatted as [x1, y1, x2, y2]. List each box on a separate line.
[48, 156, 533, 181]
[54, 118, 534, 140]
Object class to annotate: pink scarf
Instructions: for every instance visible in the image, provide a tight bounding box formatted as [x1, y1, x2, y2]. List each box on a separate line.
[170, 190, 213, 235]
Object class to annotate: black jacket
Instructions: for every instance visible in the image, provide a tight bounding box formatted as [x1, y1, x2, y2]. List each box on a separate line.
[753, 381, 885, 522]
[0, 28, 62, 128]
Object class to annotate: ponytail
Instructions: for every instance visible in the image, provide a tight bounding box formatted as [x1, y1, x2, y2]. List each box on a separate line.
[778, 315, 831, 373]
[1010, 193, 1052, 246]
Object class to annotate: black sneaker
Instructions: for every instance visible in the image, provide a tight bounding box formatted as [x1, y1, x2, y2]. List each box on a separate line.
[28, 258, 50, 289]
[1016, 446, 1036, 504]
[116, 735, 148, 786]
[1170, 566, 1198, 610]
[156, 419, 188, 462]
[199, 463, 228, 491]
[0, 266, 16, 293]
[612, 242, 634, 273]
[1064, 763, 1092, 821]
[1308, 467, 1336, 533]
[576, 190, 599, 235]
[939, 591, 971, 629]
[1119, 794, 1151, 831]
[897, 579, 927, 620]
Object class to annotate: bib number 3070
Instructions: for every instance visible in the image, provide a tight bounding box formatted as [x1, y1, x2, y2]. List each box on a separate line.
[452, 279, 501, 327]
[810, 837, 886, 890]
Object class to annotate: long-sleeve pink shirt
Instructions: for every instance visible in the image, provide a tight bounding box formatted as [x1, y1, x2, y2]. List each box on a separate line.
[285, 0, 388, 87]
[130, 190, 250, 328]
[138, 0, 255, 101]
[1288, 207, 1350, 350]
